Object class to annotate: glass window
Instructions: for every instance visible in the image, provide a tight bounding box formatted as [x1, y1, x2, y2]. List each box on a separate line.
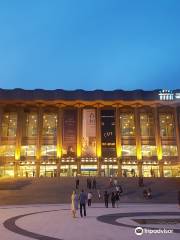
[41, 145, 57, 156]
[162, 145, 177, 156]
[0, 145, 15, 156]
[24, 112, 38, 137]
[2, 112, 17, 137]
[159, 113, 175, 137]
[42, 113, 57, 136]
[122, 145, 136, 156]
[120, 113, 135, 136]
[21, 145, 36, 156]
[141, 145, 157, 157]
[140, 113, 154, 137]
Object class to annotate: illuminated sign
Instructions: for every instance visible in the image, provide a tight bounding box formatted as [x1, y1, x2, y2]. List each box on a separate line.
[158, 90, 180, 101]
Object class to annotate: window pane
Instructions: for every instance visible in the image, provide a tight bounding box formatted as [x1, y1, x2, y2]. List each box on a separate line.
[21, 145, 36, 156]
[159, 113, 175, 137]
[140, 113, 154, 137]
[141, 145, 157, 157]
[0, 145, 15, 156]
[42, 113, 57, 136]
[41, 145, 57, 156]
[122, 145, 136, 156]
[24, 113, 37, 137]
[162, 145, 177, 156]
[120, 113, 135, 136]
[2, 112, 17, 137]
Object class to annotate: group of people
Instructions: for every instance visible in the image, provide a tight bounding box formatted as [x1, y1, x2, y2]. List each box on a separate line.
[71, 189, 87, 218]
[87, 177, 96, 189]
[104, 190, 121, 208]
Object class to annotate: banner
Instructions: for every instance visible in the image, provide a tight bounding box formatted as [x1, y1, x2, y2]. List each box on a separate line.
[62, 109, 77, 157]
[101, 110, 116, 157]
[82, 109, 96, 157]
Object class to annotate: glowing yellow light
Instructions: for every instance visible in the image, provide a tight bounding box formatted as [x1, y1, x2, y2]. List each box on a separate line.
[77, 144, 81, 158]
[15, 148, 21, 160]
[116, 146, 122, 158]
[97, 146, 101, 158]
[57, 147, 62, 158]
[157, 147, 162, 160]
[137, 146, 142, 160]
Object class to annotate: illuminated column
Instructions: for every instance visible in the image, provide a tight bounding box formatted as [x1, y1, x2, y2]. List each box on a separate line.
[135, 107, 142, 177]
[0, 106, 3, 143]
[36, 106, 43, 177]
[115, 106, 122, 177]
[14, 106, 24, 177]
[174, 107, 180, 161]
[56, 106, 63, 177]
[153, 106, 163, 177]
[96, 106, 102, 176]
[77, 106, 82, 175]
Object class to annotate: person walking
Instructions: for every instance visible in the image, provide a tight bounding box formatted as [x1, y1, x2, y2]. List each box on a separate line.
[87, 178, 89, 189]
[111, 192, 116, 208]
[75, 178, 79, 190]
[115, 191, 120, 208]
[71, 190, 78, 218]
[88, 191, 93, 206]
[178, 190, 180, 207]
[104, 191, 109, 208]
[79, 189, 87, 217]
[89, 178, 92, 189]
[92, 177, 96, 189]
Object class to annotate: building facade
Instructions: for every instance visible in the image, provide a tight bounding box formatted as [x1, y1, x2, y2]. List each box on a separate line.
[0, 89, 180, 178]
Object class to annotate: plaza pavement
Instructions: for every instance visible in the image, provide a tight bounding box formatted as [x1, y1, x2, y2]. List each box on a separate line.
[0, 203, 180, 240]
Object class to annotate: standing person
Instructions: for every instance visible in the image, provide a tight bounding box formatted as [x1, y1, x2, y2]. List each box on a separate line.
[109, 177, 113, 187]
[71, 191, 78, 218]
[76, 178, 79, 190]
[92, 177, 96, 189]
[104, 191, 109, 208]
[97, 189, 101, 200]
[178, 191, 180, 207]
[114, 178, 118, 186]
[79, 189, 87, 217]
[88, 191, 93, 206]
[115, 191, 120, 208]
[111, 192, 116, 208]
[89, 178, 92, 189]
[87, 178, 89, 189]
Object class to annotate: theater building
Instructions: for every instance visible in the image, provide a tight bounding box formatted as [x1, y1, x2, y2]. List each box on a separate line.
[0, 89, 180, 178]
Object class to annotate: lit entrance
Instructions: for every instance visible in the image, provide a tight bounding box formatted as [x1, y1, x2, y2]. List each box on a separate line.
[40, 165, 57, 177]
[121, 165, 138, 177]
[81, 165, 97, 176]
[60, 165, 77, 177]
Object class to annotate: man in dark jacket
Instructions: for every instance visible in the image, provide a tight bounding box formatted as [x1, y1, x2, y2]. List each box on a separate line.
[104, 191, 109, 208]
[178, 190, 180, 207]
[79, 189, 87, 217]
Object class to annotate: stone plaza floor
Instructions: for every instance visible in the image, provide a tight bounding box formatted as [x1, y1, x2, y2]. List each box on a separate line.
[0, 203, 180, 240]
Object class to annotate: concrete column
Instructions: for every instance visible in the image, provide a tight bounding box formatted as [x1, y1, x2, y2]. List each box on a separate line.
[153, 107, 162, 160]
[0, 106, 3, 144]
[96, 106, 101, 176]
[14, 106, 24, 177]
[135, 107, 142, 160]
[36, 106, 43, 177]
[138, 161, 143, 177]
[77, 107, 82, 175]
[174, 107, 180, 161]
[115, 106, 122, 176]
[153, 106, 163, 176]
[56, 107, 63, 177]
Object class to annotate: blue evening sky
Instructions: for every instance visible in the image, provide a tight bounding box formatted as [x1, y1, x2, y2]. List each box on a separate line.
[0, 0, 180, 90]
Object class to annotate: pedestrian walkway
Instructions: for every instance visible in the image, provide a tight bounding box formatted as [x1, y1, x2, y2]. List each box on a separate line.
[0, 204, 180, 240]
